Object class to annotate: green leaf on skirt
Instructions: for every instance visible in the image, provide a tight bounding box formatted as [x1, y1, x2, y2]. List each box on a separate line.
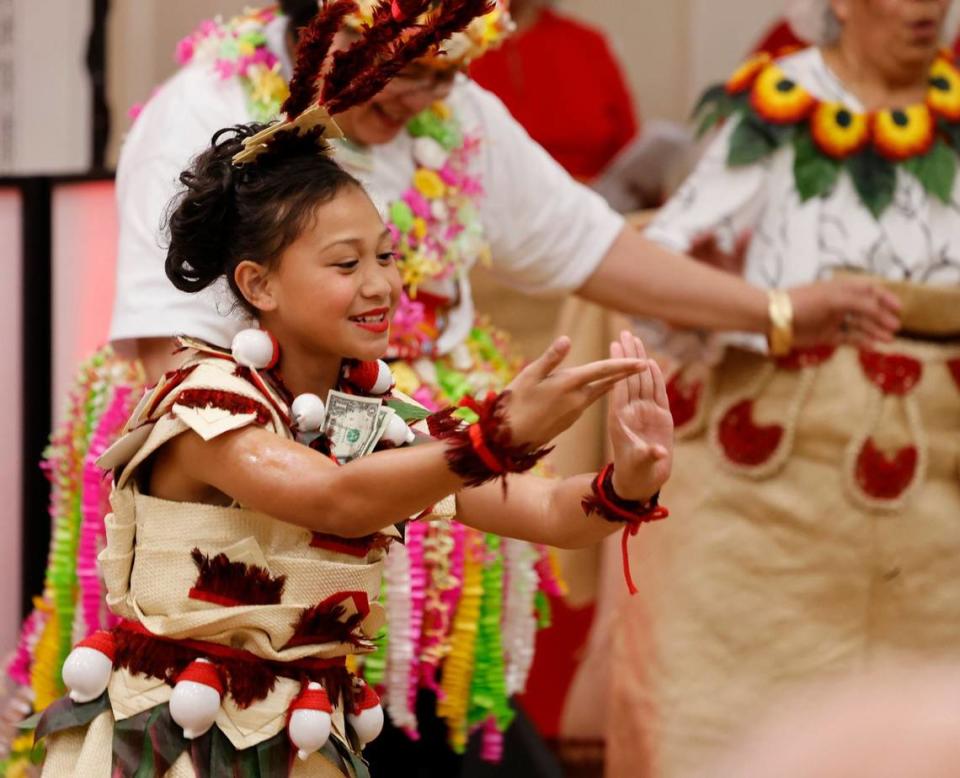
[34, 692, 110, 741]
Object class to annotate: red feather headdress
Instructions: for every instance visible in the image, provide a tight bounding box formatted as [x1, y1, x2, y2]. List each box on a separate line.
[232, 0, 494, 166]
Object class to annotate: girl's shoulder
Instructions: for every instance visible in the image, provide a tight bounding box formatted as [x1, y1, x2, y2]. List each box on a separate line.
[98, 336, 293, 486]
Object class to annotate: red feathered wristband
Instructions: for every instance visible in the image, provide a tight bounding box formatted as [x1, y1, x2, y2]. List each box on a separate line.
[430, 391, 551, 490]
[582, 463, 669, 596]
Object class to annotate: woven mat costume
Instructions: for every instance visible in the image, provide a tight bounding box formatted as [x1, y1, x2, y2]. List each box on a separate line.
[37, 338, 460, 776]
[3, 4, 567, 772]
[606, 46, 960, 777]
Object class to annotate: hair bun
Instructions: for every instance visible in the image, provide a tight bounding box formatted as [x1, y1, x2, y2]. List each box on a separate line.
[165, 126, 255, 293]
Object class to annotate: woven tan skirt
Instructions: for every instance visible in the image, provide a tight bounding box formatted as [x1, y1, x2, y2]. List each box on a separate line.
[606, 281, 960, 777]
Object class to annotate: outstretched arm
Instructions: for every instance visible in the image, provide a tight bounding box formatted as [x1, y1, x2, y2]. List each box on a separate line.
[147, 338, 647, 538]
[578, 226, 901, 347]
[456, 331, 674, 549]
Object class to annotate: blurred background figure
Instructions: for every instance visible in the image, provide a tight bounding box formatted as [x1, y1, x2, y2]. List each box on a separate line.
[470, 0, 639, 183]
[703, 665, 960, 778]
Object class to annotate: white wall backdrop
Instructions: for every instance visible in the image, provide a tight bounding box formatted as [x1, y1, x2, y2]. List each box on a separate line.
[2, 0, 91, 174]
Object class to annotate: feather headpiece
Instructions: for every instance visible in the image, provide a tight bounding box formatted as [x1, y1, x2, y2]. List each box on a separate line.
[232, 0, 496, 166]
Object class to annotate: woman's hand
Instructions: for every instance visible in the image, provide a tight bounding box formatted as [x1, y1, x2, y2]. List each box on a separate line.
[504, 336, 647, 449]
[789, 277, 901, 347]
[608, 331, 674, 501]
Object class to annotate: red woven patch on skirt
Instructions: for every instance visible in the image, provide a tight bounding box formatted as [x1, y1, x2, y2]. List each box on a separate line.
[775, 345, 836, 371]
[666, 375, 702, 428]
[946, 358, 960, 392]
[717, 399, 783, 466]
[859, 351, 922, 396]
[855, 439, 918, 500]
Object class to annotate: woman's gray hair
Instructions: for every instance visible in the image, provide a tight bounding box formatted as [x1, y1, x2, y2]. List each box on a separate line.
[785, 0, 842, 46]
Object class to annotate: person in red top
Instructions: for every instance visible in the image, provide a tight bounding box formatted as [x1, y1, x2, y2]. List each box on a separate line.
[470, 0, 638, 181]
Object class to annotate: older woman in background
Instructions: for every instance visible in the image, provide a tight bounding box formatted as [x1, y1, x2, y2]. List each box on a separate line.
[607, 0, 960, 775]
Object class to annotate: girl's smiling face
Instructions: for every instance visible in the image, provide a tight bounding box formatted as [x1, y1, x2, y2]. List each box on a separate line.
[236, 184, 402, 363]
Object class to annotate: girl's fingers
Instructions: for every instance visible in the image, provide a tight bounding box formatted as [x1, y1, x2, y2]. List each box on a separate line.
[649, 359, 669, 410]
[584, 374, 634, 404]
[609, 341, 629, 413]
[524, 336, 571, 380]
[620, 330, 643, 401]
[634, 335, 655, 400]
[563, 357, 647, 389]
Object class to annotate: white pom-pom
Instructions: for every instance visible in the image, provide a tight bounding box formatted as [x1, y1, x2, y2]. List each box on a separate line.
[62, 633, 115, 704]
[348, 682, 384, 746]
[346, 360, 394, 395]
[288, 682, 332, 760]
[292, 393, 325, 433]
[231, 328, 278, 369]
[412, 137, 449, 170]
[381, 413, 415, 446]
[348, 705, 384, 746]
[371, 360, 394, 395]
[169, 659, 223, 740]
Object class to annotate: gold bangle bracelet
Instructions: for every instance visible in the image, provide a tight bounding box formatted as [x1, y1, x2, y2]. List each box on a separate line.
[767, 289, 794, 356]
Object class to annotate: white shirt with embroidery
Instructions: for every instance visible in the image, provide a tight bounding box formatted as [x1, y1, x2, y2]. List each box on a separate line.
[109, 16, 623, 350]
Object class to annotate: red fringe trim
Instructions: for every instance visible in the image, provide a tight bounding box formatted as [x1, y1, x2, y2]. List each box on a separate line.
[285, 594, 370, 650]
[146, 364, 199, 418]
[281, 0, 358, 118]
[309, 532, 393, 558]
[173, 388, 273, 427]
[189, 548, 286, 606]
[233, 365, 292, 425]
[321, 0, 431, 109]
[113, 624, 352, 709]
[434, 391, 552, 491]
[324, 0, 495, 114]
[187, 588, 243, 608]
[426, 406, 461, 438]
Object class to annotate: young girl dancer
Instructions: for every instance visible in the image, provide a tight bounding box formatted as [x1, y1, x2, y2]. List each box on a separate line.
[36, 56, 674, 778]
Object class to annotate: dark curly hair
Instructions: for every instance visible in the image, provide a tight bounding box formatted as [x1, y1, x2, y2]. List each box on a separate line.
[164, 124, 360, 314]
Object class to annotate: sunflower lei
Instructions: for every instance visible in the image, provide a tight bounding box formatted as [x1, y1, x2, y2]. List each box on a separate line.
[696, 49, 960, 217]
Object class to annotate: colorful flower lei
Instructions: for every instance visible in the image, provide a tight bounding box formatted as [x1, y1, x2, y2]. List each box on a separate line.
[170, 8, 288, 122]
[696, 49, 960, 217]
[386, 101, 490, 360]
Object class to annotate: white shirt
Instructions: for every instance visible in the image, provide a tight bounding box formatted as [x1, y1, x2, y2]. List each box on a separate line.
[642, 47, 960, 357]
[109, 16, 623, 350]
[647, 47, 960, 288]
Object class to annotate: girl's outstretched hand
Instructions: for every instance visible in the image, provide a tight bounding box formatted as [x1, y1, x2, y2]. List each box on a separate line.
[504, 336, 648, 450]
[608, 331, 674, 501]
